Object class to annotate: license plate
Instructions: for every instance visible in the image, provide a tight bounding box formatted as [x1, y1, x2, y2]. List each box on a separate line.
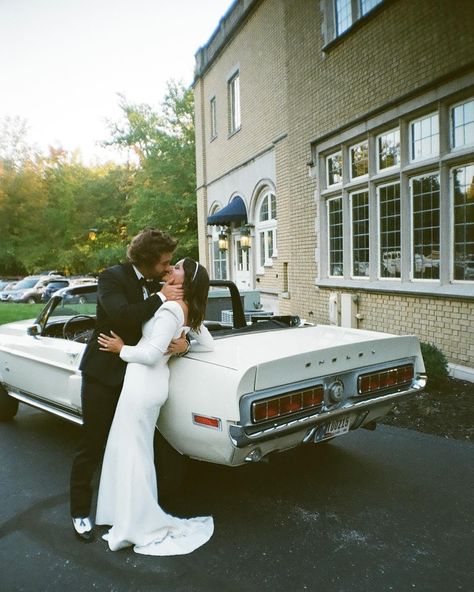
[313, 415, 351, 442]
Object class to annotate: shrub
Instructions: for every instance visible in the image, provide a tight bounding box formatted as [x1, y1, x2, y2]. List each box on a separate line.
[420, 341, 449, 381]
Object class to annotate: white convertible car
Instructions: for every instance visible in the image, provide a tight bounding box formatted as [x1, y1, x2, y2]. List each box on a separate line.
[0, 281, 426, 467]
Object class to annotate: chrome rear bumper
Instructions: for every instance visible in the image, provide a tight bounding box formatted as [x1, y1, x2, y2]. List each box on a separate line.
[229, 375, 427, 448]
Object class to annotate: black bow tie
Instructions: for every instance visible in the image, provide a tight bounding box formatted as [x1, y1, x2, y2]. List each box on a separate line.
[138, 277, 147, 286]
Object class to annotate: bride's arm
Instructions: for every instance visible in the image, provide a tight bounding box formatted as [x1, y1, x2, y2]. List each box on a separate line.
[188, 324, 214, 352]
[119, 307, 181, 365]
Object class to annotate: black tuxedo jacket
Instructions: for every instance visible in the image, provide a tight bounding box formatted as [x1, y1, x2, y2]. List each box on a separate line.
[79, 262, 163, 386]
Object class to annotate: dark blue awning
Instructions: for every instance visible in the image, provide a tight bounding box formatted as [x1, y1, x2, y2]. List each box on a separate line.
[207, 196, 247, 226]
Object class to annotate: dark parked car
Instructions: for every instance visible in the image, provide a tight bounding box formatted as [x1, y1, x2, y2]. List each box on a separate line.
[41, 279, 71, 302]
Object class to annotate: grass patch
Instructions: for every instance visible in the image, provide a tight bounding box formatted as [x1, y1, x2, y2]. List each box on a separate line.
[0, 303, 44, 325]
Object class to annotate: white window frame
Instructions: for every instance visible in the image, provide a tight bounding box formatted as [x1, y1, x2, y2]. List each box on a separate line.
[377, 181, 401, 281]
[255, 189, 277, 274]
[349, 140, 369, 180]
[376, 128, 400, 172]
[326, 151, 343, 187]
[409, 112, 439, 163]
[450, 97, 474, 150]
[450, 162, 474, 283]
[229, 72, 241, 134]
[409, 172, 441, 282]
[327, 195, 344, 277]
[210, 96, 217, 140]
[350, 189, 370, 278]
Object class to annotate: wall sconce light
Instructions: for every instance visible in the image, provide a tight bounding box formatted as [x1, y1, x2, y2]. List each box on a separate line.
[239, 224, 253, 250]
[307, 159, 317, 179]
[218, 230, 229, 251]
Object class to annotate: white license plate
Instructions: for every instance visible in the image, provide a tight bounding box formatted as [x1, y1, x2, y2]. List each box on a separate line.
[313, 415, 351, 442]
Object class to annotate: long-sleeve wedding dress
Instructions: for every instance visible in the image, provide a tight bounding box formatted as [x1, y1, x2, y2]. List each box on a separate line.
[95, 300, 214, 556]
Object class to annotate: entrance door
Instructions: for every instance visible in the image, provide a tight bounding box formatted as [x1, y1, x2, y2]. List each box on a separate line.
[233, 235, 251, 290]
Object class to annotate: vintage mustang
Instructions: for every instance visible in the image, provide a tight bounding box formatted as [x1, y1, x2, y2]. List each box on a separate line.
[0, 281, 426, 467]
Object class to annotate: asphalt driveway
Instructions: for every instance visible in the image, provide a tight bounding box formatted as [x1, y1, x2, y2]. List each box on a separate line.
[1, 405, 473, 592]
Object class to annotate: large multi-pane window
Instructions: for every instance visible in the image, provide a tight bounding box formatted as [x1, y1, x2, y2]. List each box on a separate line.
[377, 129, 400, 170]
[318, 94, 474, 291]
[451, 99, 474, 149]
[360, 0, 383, 15]
[351, 190, 369, 277]
[229, 72, 241, 134]
[410, 113, 439, 162]
[411, 174, 440, 279]
[328, 197, 343, 276]
[453, 163, 474, 281]
[378, 183, 401, 278]
[256, 189, 277, 272]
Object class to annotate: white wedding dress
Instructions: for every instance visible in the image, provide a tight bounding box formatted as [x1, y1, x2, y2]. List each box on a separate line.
[95, 300, 214, 556]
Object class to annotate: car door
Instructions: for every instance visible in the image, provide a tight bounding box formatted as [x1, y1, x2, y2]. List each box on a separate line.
[1, 331, 83, 412]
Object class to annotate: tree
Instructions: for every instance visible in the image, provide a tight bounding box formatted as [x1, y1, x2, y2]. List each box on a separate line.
[107, 80, 198, 260]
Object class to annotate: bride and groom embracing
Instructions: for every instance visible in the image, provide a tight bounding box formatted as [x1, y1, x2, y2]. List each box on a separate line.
[69, 228, 214, 555]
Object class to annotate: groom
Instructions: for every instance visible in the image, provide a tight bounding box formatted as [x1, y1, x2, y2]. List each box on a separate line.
[70, 228, 188, 541]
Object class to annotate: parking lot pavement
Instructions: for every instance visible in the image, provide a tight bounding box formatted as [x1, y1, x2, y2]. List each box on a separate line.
[1, 405, 473, 592]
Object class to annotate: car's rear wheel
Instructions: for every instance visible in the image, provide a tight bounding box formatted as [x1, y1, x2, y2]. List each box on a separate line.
[0, 385, 19, 421]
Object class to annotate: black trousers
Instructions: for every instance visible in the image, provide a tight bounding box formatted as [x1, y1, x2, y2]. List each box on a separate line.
[69, 375, 122, 518]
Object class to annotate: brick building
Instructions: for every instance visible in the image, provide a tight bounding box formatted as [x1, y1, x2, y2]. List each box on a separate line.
[193, 0, 474, 378]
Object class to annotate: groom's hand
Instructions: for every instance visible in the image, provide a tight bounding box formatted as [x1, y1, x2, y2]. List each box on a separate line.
[161, 280, 184, 301]
[166, 331, 190, 356]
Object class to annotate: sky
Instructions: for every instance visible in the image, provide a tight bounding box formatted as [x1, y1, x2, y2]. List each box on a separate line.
[0, 0, 232, 163]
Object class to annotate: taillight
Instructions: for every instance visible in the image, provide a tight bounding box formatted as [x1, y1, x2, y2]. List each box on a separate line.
[251, 385, 324, 423]
[358, 364, 414, 395]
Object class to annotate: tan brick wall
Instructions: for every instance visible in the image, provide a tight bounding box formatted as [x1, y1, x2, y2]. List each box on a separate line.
[194, 0, 474, 369]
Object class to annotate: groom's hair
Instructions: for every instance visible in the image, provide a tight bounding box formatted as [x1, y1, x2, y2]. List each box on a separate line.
[127, 228, 177, 266]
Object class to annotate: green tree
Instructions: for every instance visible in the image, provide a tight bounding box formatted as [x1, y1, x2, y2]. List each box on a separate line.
[108, 80, 197, 260]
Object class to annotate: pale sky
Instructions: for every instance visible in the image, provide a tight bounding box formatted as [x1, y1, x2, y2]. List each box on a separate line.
[0, 0, 232, 163]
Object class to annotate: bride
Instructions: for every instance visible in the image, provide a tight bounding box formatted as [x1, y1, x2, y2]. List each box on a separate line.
[95, 258, 214, 556]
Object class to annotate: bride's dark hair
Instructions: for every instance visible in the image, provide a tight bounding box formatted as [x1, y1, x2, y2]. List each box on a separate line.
[182, 258, 210, 332]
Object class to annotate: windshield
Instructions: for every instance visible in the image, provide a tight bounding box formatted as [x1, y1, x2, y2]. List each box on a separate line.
[15, 277, 40, 289]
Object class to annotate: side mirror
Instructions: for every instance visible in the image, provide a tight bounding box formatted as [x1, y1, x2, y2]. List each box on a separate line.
[27, 323, 42, 337]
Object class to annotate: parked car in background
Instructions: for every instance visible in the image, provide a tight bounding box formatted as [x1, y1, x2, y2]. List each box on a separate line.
[3, 275, 64, 303]
[0, 281, 426, 473]
[40, 277, 97, 303]
[0, 281, 19, 302]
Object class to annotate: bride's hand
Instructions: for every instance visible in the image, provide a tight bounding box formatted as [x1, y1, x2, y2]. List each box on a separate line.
[98, 331, 124, 354]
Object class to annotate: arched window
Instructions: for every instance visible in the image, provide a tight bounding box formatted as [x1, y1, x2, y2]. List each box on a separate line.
[255, 189, 277, 272]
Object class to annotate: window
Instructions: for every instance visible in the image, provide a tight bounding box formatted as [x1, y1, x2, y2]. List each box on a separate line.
[328, 197, 344, 276]
[316, 91, 474, 293]
[378, 183, 401, 278]
[451, 99, 474, 149]
[350, 141, 369, 179]
[323, 0, 386, 44]
[210, 97, 217, 140]
[452, 163, 474, 281]
[351, 190, 369, 277]
[256, 190, 277, 271]
[360, 0, 383, 15]
[211, 225, 227, 280]
[411, 174, 440, 280]
[335, 0, 352, 35]
[326, 151, 342, 186]
[377, 129, 400, 170]
[410, 113, 439, 162]
[229, 72, 241, 134]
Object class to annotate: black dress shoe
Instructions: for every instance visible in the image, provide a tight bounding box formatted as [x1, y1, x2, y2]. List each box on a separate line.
[72, 517, 94, 542]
